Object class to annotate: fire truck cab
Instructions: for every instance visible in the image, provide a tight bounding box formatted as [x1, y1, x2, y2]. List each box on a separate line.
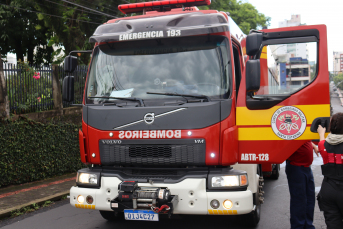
[63, 0, 330, 226]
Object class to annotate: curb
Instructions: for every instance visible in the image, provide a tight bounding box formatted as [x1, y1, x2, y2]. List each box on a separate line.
[0, 191, 69, 220]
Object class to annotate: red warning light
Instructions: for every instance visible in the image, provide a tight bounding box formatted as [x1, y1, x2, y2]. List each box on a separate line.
[118, 0, 211, 14]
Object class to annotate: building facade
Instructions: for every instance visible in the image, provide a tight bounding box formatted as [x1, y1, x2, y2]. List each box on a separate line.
[333, 51, 343, 73]
[269, 15, 312, 89]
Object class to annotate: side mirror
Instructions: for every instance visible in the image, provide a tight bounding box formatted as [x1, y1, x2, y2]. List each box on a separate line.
[62, 76, 74, 102]
[246, 33, 263, 56]
[246, 60, 260, 93]
[64, 55, 77, 73]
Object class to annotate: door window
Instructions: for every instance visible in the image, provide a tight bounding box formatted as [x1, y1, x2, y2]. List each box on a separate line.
[257, 41, 317, 96]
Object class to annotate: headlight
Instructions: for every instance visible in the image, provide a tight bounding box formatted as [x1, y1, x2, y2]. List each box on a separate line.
[211, 175, 248, 187]
[78, 173, 98, 185]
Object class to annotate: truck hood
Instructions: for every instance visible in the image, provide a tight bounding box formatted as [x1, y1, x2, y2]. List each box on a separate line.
[83, 100, 231, 131]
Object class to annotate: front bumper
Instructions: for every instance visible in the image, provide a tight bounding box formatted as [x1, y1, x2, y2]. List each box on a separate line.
[70, 177, 253, 215]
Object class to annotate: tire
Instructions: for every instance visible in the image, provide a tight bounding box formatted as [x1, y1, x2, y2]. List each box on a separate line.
[241, 194, 261, 227]
[270, 164, 280, 180]
[240, 166, 261, 227]
[99, 210, 124, 221]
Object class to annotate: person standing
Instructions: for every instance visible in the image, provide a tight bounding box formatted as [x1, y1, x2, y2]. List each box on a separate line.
[317, 112, 343, 229]
[286, 141, 318, 229]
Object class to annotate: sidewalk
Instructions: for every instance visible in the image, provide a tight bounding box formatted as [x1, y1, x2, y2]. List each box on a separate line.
[0, 173, 76, 219]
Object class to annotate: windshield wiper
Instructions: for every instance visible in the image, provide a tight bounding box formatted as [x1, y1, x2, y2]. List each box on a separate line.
[89, 96, 144, 107]
[146, 92, 211, 102]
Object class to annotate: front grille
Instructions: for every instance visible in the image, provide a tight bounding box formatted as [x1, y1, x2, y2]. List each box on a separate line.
[130, 169, 178, 176]
[129, 146, 172, 158]
[99, 139, 206, 166]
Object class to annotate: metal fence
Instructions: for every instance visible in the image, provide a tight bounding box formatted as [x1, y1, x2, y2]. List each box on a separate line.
[2, 63, 87, 114]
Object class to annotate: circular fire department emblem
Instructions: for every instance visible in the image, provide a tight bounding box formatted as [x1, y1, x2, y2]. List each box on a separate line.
[271, 106, 307, 140]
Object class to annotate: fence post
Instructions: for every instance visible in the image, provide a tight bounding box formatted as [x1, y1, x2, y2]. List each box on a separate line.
[0, 54, 10, 118]
[52, 65, 63, 112]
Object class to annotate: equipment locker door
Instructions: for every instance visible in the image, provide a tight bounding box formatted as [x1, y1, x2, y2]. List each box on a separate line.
[236, 25, 330, 164]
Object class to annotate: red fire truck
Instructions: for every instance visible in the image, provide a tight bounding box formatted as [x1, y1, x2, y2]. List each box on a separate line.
[62, 0, 330, 226]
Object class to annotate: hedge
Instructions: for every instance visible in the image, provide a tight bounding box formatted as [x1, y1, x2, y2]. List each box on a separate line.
[0, 119, 85, 187]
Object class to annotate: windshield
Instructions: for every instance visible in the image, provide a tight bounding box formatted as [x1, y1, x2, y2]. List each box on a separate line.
[86, 35, 231, 104]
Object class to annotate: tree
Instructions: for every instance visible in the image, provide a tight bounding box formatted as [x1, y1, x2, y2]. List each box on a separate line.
[310, 63, 316, 80]
[333, 73, 343, 90]
[201, 0, 270, 34]
[1, 0, 269, 64]
[33, 0, 121, 64]
[0, 0, 54, 64]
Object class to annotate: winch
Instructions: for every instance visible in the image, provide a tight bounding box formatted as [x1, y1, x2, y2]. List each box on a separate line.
[111, 181, 178, 216]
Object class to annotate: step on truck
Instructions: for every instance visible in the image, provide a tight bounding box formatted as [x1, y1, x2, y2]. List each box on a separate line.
[62, 0, 330, 226]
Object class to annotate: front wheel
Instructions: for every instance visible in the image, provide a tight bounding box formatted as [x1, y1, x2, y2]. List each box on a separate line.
[241, 193, 261, 227]
[240, 166, 262, 227]
[99, 210, 124, 221]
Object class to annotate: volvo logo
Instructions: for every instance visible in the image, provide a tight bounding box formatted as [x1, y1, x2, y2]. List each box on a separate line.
[144, 113, 155, 124]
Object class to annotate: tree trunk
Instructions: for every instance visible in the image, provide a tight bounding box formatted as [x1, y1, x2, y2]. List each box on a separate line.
[0, 53, 10, 118]
[15, 39, 24, 62]
[52, 65, 63, 112]
[28, 46, 34, 64]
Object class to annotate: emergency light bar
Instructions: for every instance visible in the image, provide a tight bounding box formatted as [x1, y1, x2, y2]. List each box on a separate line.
[118, 0, 211, 14]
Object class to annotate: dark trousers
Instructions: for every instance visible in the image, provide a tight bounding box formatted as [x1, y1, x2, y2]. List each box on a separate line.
[317, 177, 343, 229]
[286, 162, 315, 229]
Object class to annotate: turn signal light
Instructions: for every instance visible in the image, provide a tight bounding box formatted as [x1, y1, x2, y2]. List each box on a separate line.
[240, 175, 248, 186]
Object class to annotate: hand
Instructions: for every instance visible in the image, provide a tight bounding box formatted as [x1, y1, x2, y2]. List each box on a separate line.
[312, 142, 319, 157]
[317, 125, 326, 135]
[317, 125, 326, 141]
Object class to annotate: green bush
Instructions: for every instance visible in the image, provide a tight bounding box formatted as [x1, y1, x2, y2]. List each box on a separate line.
[0, 119, 85, 187]
[6, 61, 54, 114]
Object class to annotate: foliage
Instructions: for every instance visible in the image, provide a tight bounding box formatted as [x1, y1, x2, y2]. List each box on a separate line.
[1, 0, 269, 63]
[310, 63, 317, 80]
[333, 73, 343, 90]
[0, 118, 84, 187]
[10, 201, 54, 218]
[6, 61, 53, 114]
[33, 0, 122, 64]
[0, 0, 53, 64]
[200, 0, 270, 34]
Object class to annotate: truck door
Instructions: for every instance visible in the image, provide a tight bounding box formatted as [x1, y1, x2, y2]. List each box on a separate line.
[236, 25, 330, 164]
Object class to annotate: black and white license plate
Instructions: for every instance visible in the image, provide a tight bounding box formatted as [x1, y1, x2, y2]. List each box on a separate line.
[124, 210, 159, 221]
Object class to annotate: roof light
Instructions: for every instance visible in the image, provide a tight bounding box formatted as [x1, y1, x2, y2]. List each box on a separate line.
[118, 0, 211, 14]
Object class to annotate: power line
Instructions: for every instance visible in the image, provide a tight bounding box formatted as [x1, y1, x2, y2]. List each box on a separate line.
[27, 0, 107, 24]
[77, 0, 122, 14]
[0, 3, 101, 25]
[59, 0, 117, 18]
[41, 0, 108, 17]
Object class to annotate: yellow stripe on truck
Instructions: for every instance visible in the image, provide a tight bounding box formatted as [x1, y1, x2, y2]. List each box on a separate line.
[238, 127, 328, 141]
[237, 104, 330, 126]
[260, 53, 267, 59]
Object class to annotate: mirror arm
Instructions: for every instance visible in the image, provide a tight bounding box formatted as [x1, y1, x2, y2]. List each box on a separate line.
[247, 92, 265, 101]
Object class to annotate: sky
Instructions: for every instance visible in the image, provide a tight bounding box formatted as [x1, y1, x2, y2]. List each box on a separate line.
[247, 0, 343, 71]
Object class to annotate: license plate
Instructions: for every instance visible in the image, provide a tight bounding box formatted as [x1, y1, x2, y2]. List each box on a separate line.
[124, 210, 159, 221]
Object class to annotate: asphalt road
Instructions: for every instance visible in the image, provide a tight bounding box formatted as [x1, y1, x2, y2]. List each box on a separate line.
[0, 159, 326, 229]
[2, 90, 341, 229]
